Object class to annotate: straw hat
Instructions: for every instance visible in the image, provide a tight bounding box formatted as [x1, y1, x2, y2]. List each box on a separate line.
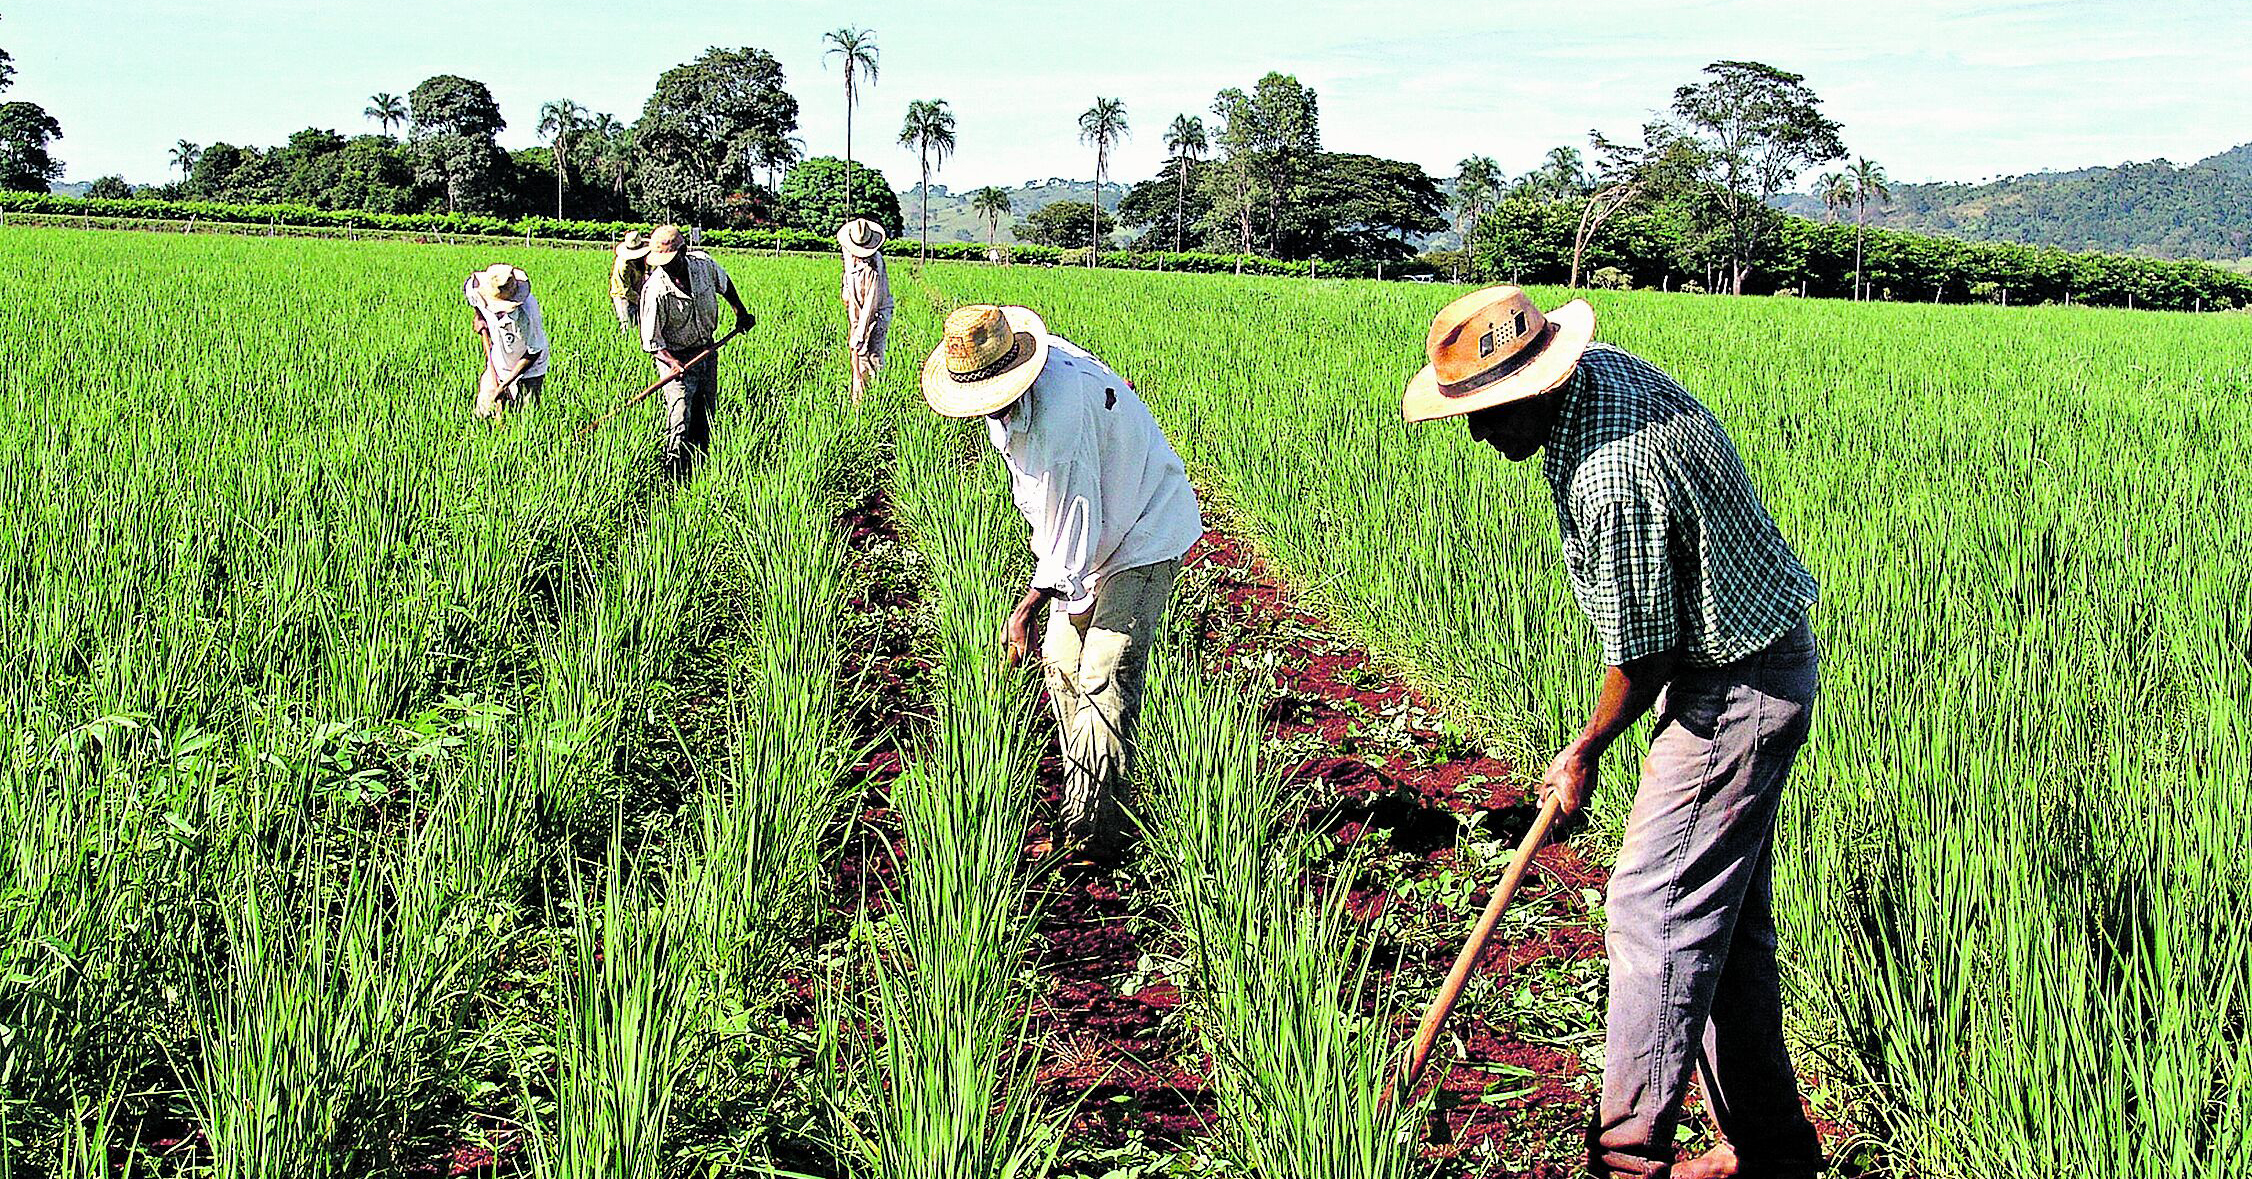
[647, 224, 687, 266]
[474, 264, 528, 312]
[615, 230, 651, 261]
[921, 304, 1051, 417]
[1401, 286, 1596, 423]
[838, 218, 886, 258]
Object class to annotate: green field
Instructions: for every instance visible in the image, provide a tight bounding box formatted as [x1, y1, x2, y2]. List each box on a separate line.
[4, 227, 2249, 1179]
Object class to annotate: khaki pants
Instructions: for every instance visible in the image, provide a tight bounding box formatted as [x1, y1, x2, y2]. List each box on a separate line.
[1041, 559, 1180, 849]
[1590, 621, 1823, 1178]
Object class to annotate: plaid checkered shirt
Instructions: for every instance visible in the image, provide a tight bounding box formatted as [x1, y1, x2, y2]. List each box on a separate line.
[1541, 344, 1818, 668]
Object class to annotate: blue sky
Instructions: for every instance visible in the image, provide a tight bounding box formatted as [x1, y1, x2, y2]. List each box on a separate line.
[7, 0, 2248, 191]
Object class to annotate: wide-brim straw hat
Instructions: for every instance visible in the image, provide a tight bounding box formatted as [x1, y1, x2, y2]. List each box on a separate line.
[475, 264, 528, 311]
[615, 230, 651, 261]
[647, 224, 686, 266]
[1402, 286, 1596, 423]
[838, 218, 886, 258]
[921, 304, 1051, 418]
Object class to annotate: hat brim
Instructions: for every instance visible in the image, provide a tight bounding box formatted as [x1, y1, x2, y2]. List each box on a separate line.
[616, 244, 652, 261]
[839, 233, 883, 258]
[921, 307, 1051, 418]
[1401, 299, 1596, 423]
[647, 247, 682, 266]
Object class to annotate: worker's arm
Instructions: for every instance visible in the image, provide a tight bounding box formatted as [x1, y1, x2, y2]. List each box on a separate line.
[1541, 649, 1679, 815]
[1004, 585, 1056, 667]
[723, 286, 755, 332]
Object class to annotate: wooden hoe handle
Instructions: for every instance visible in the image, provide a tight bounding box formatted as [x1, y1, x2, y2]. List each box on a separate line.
[1397, 794, 1565, 1100]
[575, 328, 747, 439]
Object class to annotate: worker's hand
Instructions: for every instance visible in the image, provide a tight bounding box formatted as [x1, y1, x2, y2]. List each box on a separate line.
[1002, 604, 1037, 668]
[1539, 745, 1598, 816]
[735, 312, 756, 334]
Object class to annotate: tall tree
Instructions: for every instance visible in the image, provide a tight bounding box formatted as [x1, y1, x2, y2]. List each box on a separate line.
[407, 74, 507, 214]
[1162, 114, 1207, 255]
[364, 92, 406, 139]
[169, 139, 201, 180]
[1813, 170, 1850, 222]
[1077, 97, 1128, 266]
[1453, 155, 1501, 269]
[0, 43, 14, 95]
[755, 133, 803, 194]
[588, 114, 633, 197]
[776, 156, 902, 237]
[537, 98, 586, 219]
[822, 26, 878, 217]
[1667, 60, 1844, 293]
[1543, 145, 1587, 199]
[633, 47, 799, 224]
[0, 101, 63, 193]
[1850, 155, 1891, 300]
[970, 184, 1011, 253]
[1246, 72, 1320, 253]
[897, 98, 956, 261]
[1205, 88, 1256, 265]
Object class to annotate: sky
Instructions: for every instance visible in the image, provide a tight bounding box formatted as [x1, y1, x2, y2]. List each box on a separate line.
[6, 0, 2249, 192]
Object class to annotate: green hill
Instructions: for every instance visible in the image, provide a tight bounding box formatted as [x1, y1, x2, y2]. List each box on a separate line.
[893, 178, 1127, 247]
[1778, 143, 2252, 263]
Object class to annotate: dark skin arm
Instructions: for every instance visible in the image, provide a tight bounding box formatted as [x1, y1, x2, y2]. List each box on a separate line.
[1003, 585, 1056, 667]
[1540, 648, 1680, 814]
[655, 271, 755, 378]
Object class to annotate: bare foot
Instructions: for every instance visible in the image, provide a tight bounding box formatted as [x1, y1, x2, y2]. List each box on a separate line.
[1672, 1142, 1739, 1179]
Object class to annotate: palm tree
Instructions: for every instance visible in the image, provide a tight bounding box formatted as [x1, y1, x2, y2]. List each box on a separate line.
[593, 119, 634, 198]
[1453, 155, 1501, 270]
[169, 140, 202, 181]
[1077, 97, 1128, 267]
[971, 185, 1012, 255]
[822, 26, 879, 216]
[1814, 171, 1851, 222]
[897, 99, 957, 262]
[537, 99, 586, 220]
[1162, 114, 1207, 255]
[757, 134, 805, 194]
[1543, 145, 1586, 200]
[364, 92, 406, 139]
[1850, 155, 1892, 301]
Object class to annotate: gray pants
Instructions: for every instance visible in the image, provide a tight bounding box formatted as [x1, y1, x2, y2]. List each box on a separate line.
[1041, 559, 1180, 850]
[658, 348, 718, 478]
[1591, 621, 1823, 1178]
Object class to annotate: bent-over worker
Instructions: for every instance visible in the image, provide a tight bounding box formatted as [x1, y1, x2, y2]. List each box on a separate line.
[464, 263, 547, 420]
[611, 230, 651, 333]
[921, 305, 1203, 862]
[640, 224, 753, 477]
[1403, 287, 1824, 1179]
[838, 218, 893, 403]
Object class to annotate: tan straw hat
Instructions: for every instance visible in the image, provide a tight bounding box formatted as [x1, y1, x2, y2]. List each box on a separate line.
[647, 224, 687, 266]
[921, 304, 1051, 417]
[1401, 286, 1596, 423]
[615, 230, 651, 261]
[838, 218, 886, 258]
[475, 264, 528, 311]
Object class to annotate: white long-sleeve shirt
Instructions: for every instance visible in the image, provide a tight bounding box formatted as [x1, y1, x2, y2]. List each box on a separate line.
[987, 337, 1204, 613]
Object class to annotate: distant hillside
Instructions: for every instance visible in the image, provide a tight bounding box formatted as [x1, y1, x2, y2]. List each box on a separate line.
[1776, 143, 2252, 263]
[48, 181, 92, 198]
[893, 178, 1127, 246]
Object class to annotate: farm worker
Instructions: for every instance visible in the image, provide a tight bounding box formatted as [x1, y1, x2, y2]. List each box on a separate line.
[1402, 287, 1823, 1179]
[640, 223, 754, 477]
[610, 230, 651, 332]
[838, 218, 893, 403]
[464, 263, 547, 420]
[921, 305, 1203, 862]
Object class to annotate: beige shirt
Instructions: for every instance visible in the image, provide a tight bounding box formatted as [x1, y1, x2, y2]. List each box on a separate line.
[842, 252, 893, 354]
[639, 251, 734, 353]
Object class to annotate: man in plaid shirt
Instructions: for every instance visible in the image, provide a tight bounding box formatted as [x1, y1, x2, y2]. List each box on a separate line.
[1404, 287, 1823, 1179]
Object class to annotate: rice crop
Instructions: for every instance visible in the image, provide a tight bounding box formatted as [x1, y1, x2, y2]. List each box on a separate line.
[920, 263, 2252, 1179]
[8, 220, 2245, 1179]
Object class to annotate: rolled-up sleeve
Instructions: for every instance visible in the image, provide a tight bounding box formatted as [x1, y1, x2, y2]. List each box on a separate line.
[1573, 496, 1678, 666]
[639, 284, 664, 353]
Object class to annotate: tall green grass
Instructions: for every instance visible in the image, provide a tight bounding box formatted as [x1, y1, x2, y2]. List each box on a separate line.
[920, 263, 2252, 1178]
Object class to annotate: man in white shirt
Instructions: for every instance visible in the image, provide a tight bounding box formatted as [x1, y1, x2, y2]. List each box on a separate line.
[921, 304, 1204, 861]
[464, 264, 547, 420]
